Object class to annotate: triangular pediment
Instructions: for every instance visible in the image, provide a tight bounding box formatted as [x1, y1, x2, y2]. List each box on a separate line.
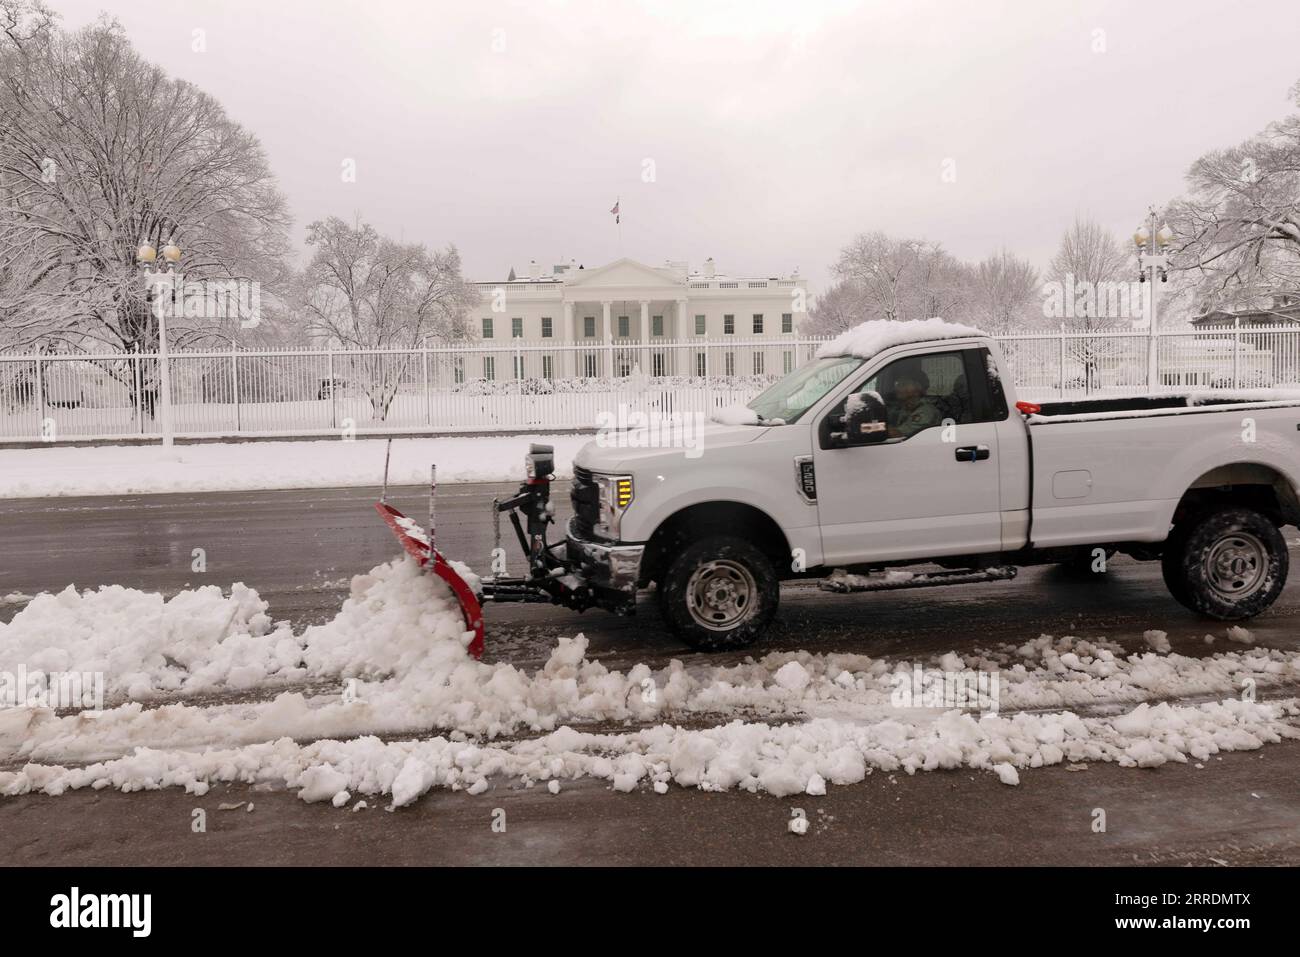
[563, 258, 682, 289]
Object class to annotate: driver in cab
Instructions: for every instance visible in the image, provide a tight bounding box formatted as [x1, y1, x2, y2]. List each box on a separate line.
[886, 369, 940, 440]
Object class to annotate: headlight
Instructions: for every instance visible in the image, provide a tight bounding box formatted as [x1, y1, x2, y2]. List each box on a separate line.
[593, 473, 634, 539]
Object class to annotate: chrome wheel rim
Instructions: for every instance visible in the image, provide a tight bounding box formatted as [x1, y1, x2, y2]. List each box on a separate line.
[686, 559, 757, 631]
[1204, 532, 1268, 601]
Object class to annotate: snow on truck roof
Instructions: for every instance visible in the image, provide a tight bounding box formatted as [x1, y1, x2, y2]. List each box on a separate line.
[815, 317, 985, 360]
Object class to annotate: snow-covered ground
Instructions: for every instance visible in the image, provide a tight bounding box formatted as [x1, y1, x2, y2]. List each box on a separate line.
[0, 435, 589, 498]
[2, 558, 1296, 807]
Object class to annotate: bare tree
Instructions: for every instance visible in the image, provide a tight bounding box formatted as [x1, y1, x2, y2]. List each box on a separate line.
[1167, 80, 1300, 318]
[1047, 216, 1134, 390]
[297, 216, 479, 419]
[829, 231, 973, 326]
[807, 280, 867, 336]
[968, 249, 1040, 335]
[0, 2, 291, 358]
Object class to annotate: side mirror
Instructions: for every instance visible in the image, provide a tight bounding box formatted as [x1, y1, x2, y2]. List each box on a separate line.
[841, 392, 889, 446]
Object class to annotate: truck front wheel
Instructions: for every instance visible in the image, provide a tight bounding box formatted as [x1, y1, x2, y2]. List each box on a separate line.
[658, 536, 779, 651]
[1161, 507, 1287, 620]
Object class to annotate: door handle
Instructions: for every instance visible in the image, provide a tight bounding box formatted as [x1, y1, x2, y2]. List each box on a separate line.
[955, 445, 990, 462]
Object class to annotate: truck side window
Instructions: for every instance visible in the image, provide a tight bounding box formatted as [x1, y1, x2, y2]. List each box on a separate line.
[827, 349, 971, 444]
[963, 347, 1008, 422]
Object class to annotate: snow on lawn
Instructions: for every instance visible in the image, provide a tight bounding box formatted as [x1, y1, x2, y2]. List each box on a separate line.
[0, 434, 589, 499]
[2, 558, 1298, 805]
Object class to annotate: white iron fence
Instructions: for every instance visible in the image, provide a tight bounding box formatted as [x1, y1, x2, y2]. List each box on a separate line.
[2, 325, 1298, 442]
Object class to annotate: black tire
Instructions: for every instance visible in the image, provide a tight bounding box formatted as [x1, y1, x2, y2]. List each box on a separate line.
[1160, 521, 1194, 608]
[658, 535, 779, 651]
[1161, 507, 1287, 620]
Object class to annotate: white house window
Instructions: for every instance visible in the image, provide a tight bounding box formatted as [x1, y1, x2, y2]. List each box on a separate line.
[583, 353, 597, 377]
[752, 314, 763, 334]
[583, 316, 596, 337]
[723, 314, 734, 335]
[481, 317, 493, 338]
[781, 313, 793, 334]
[542, 354, 553, 379]
[484, 355, 496, 380]
[652, 315, 663, 337]
[724, 351, 735, 376]
[782, 350, 793, 374]
[695, 351, 706, 376]
[511, 317, 523, 338]
[453, 356, 465, 384]
[652, 352, 665, 376]
[618, 315, 630, 338]
[541, 316, 552, 338]
[695, 314, 706, 335]
[753, 352, 764, 375]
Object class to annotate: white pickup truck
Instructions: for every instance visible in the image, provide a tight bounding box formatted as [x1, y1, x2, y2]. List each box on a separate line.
[564, 318, 1300, 649]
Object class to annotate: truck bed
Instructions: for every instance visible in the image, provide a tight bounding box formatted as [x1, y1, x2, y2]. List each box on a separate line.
[1030, 391, 1300, 420]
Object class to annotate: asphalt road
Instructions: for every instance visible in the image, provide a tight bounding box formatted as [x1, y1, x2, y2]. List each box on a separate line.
[2, 483, 1299, 865]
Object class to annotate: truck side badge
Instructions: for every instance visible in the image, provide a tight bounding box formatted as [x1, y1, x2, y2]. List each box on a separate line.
[794, 455, 816, 503]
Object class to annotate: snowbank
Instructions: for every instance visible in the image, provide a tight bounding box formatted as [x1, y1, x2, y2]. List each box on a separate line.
[816, 318, 985, 360]
[0, 434, 589, 499]
[2, 562, 1297, 806]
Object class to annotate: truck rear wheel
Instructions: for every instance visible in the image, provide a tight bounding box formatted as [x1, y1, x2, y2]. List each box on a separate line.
[1161, 507, 1287, 620]
[658, 535, 779, 651]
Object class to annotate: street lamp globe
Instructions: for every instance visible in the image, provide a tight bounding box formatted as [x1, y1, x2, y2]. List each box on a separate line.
[1156, 223, 1174, 248]
[1133, 225, 1151, 249]
[161, 242, 182, 264]
[136, 243, 157, 264]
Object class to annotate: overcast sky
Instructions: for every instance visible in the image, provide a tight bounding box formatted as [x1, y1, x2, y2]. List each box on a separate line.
[45, 0, 1300, 293]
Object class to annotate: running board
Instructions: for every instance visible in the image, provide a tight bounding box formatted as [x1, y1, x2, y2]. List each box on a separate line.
[818, 565, 1018, 593]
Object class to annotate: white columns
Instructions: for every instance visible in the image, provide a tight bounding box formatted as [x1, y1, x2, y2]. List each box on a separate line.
[602, 301, 613, 377]
[563, 300, 576, 376]
[676, 299, 689, 377]
[639, 300, 651, 376]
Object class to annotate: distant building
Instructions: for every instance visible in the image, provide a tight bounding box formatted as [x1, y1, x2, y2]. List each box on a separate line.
[1187, 294, 1300, 387]
[472, 256, 808, 343]
[1190, 294, 1300, 328]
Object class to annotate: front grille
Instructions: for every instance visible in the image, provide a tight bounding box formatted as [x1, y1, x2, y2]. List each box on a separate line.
[570, 465, 600, 538]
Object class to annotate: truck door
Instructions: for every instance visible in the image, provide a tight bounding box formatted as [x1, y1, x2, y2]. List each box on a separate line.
[811, 346, 1007, 566]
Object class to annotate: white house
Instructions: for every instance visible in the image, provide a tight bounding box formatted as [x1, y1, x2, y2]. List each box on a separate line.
[470, 256, 809, 379]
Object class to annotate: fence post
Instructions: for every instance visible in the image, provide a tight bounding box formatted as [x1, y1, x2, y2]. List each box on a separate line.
[423, 340, 431, 426]
[1232, 317, 1241, 389]
[1057, 323, 1066, 395]
[133, 347, 143, 435]
[327, 348, 337, 430]
[34, 353, 45, 437]
[230, 345, 240, 432]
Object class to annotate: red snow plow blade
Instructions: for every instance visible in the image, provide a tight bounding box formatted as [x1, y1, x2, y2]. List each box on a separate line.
[374, 501, 485, 659]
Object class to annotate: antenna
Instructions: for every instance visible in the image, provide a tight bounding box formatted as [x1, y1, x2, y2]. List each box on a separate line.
[380, 438, 392, 504]
[428, 464, 437, 568]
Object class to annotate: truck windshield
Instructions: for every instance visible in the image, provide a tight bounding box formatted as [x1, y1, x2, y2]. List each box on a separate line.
[745, 355, 864, 424]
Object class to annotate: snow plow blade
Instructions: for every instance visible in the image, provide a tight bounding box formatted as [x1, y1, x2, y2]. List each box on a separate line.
[374, 501, 485, 659]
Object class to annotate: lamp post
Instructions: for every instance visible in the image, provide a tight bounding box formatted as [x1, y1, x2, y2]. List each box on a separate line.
[1134, 208, 1175, 390]
[137, 240, 182, 446]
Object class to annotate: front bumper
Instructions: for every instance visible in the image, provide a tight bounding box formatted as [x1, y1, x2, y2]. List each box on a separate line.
[565, 518, 644, 594]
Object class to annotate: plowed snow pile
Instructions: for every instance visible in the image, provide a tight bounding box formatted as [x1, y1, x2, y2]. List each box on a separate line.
[2, 558, 1297, 806]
